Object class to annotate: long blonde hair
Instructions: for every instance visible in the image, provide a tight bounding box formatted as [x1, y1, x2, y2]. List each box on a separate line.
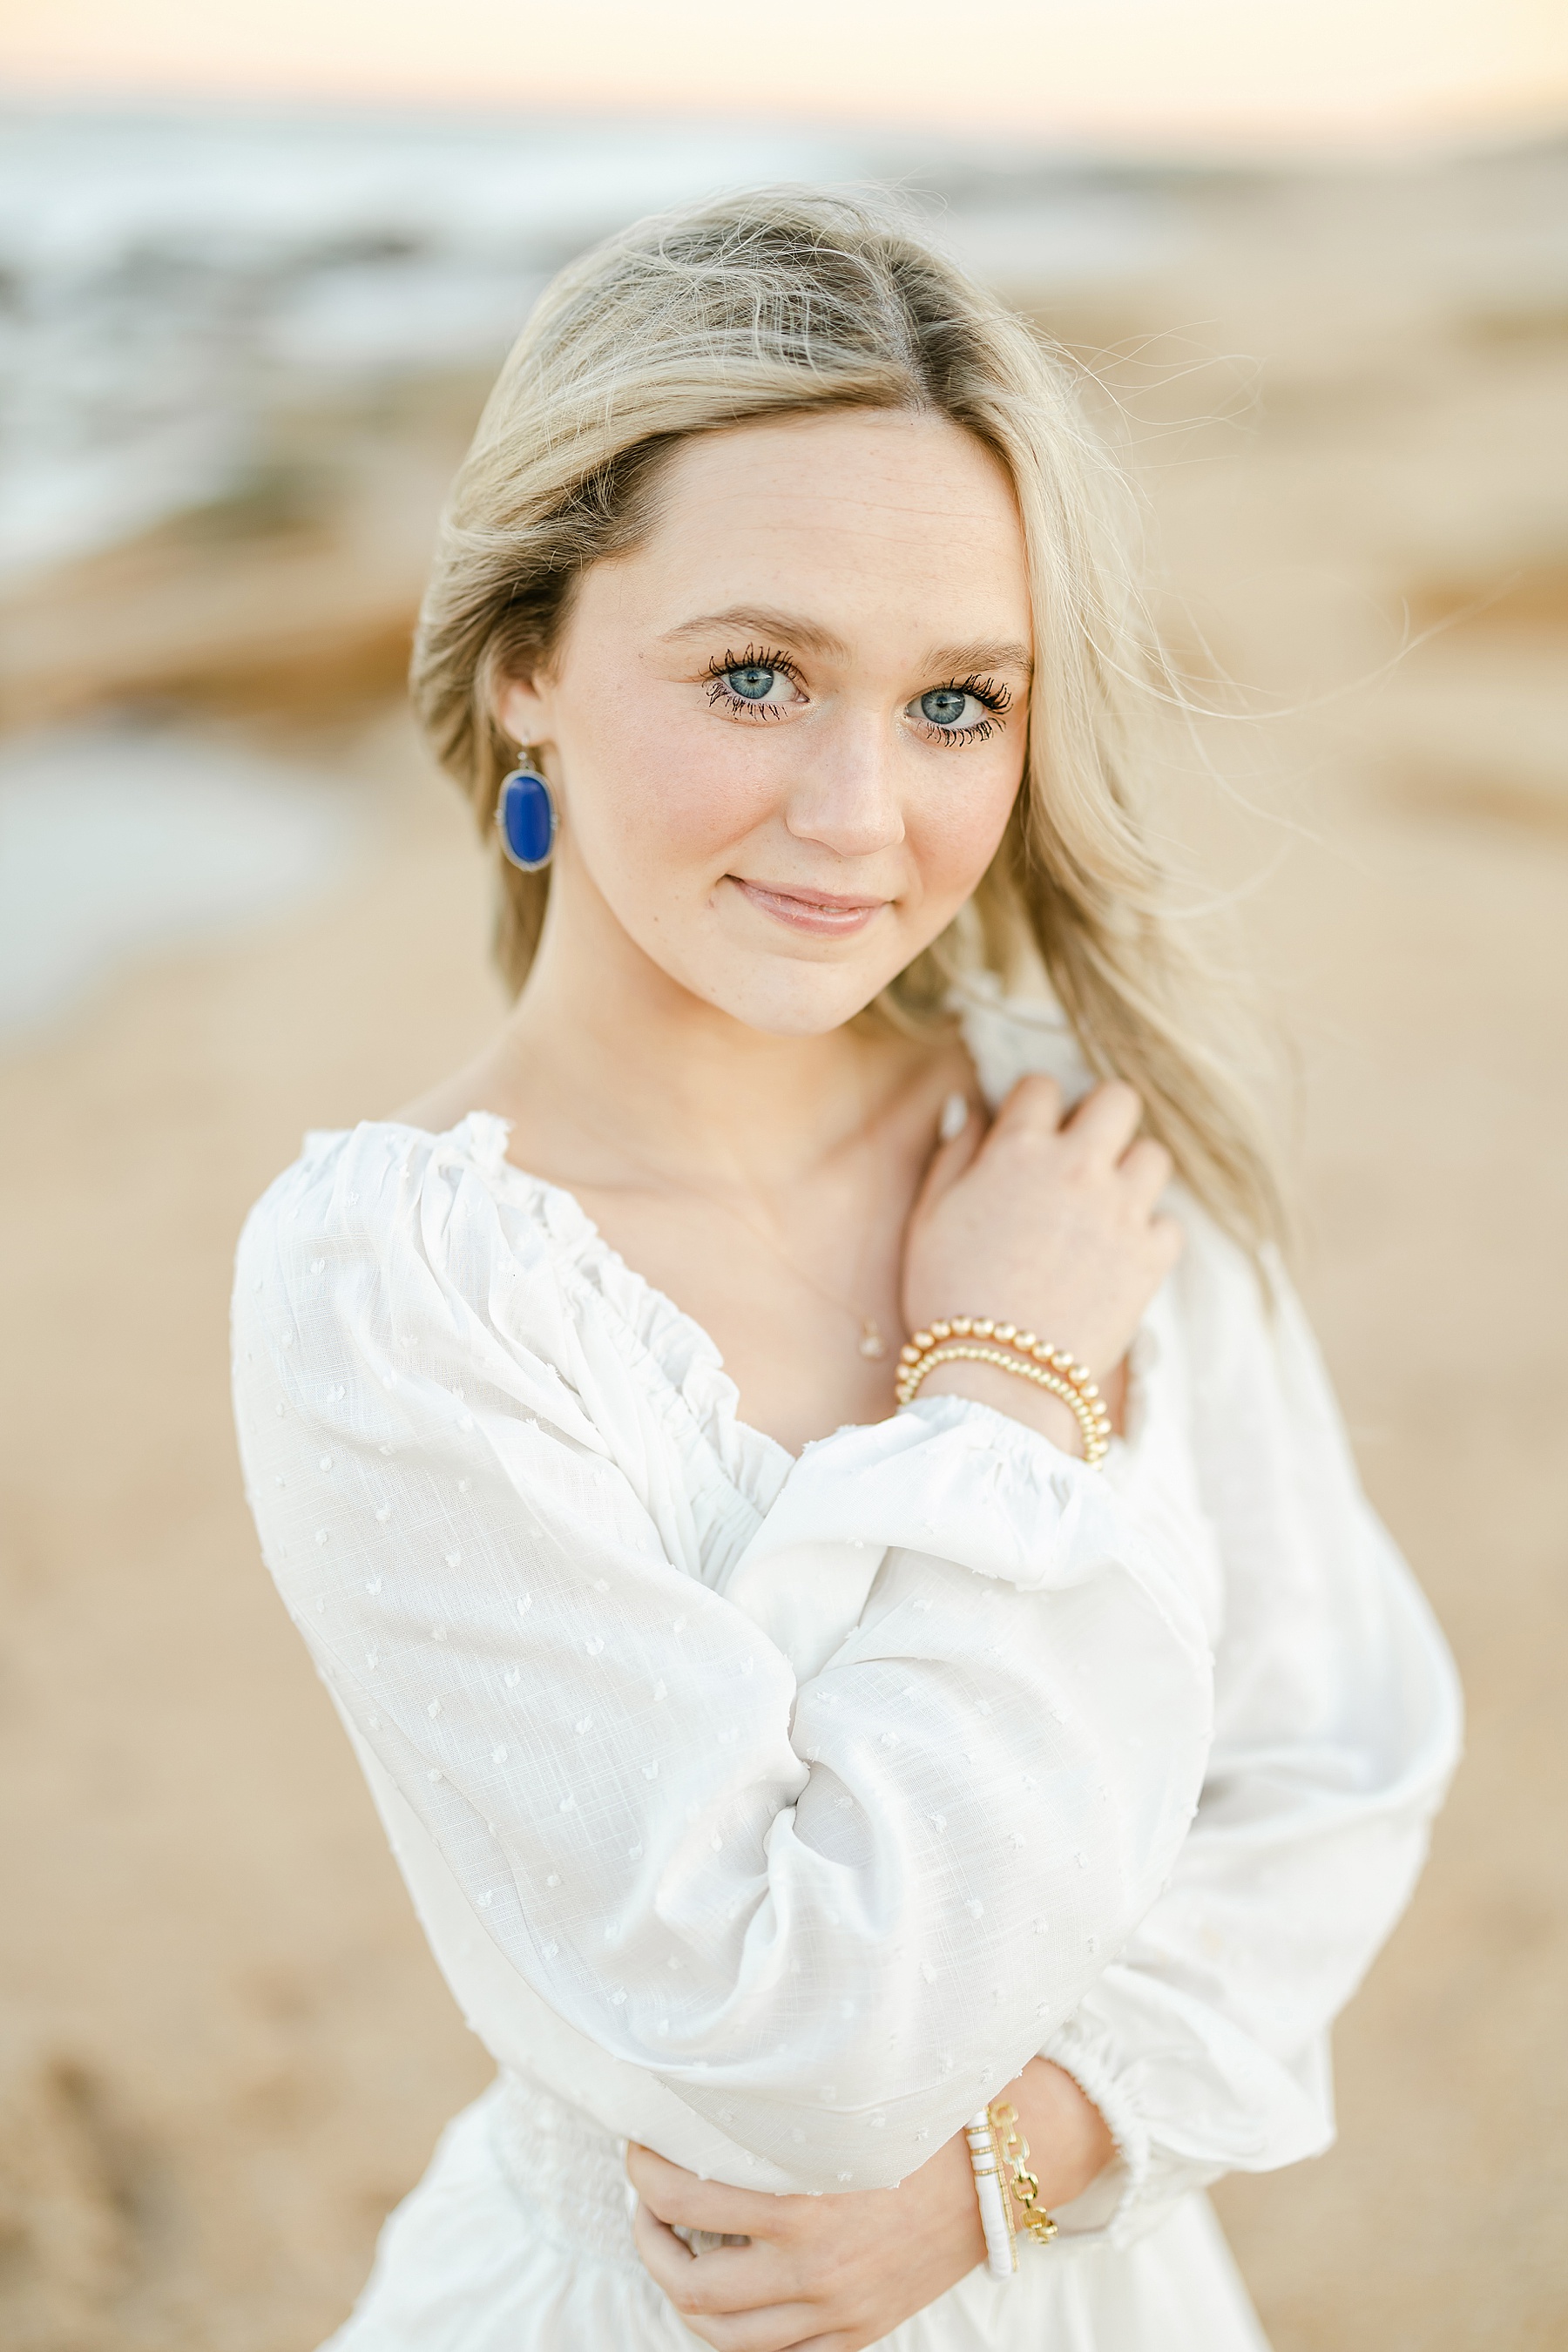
[411, 186, 1285, 1257]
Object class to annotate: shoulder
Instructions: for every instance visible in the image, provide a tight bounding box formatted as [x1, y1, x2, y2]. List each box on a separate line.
[1159, 1191, 1352, 1477]
[1154, 1190, 1321, 1450]
[235, 1107, 564, 1258]
[232, 1113, 590, 1403]
[1164, 1192, 1273, 1361]
[237, 1111, 511, 1284]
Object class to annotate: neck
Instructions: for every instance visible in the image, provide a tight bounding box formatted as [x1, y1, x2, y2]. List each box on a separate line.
[499, 862, 895, 1196]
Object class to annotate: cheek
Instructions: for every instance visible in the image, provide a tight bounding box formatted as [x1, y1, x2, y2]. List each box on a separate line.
[570, 681, 779, 875]
[905, 752, 1021, 901]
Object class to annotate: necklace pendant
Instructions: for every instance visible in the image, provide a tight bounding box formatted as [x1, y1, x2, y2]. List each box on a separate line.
[858, 1321, 889, 1361]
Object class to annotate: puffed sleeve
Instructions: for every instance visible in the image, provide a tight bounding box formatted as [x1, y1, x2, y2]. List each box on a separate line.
[1037, 1214, 1463, 2244]
[232, 1122, 1215, 2191]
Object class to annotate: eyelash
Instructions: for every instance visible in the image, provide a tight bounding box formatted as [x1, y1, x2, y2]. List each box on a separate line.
[916, 674, 1011, 746]
[704, 645, 801, 721]
[702, 648, 1012, 745]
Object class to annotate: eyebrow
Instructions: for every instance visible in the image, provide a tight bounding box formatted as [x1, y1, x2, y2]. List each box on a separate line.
[923, 637, 1033, 681]
[660, 606, 1033, 680]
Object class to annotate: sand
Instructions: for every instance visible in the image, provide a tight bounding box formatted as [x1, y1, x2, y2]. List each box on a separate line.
[1, 143, 1565, 2350]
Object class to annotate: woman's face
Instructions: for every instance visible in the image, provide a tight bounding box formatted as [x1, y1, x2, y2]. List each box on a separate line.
[497, 407, 1033, 1037]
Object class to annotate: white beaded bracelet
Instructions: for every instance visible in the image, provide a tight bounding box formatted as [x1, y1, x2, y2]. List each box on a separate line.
[964, 2107, 1017, 2280]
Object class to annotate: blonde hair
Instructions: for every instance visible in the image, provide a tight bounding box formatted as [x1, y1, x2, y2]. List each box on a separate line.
[411, 186, 1285, 1257]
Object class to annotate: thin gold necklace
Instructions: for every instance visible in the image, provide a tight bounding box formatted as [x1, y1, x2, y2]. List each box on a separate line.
[556, 1039, 936, 1363]
[681, 1183, 893, 1361]
[672, 1040, 902, 1362]
[603, 1051, 898, 1362]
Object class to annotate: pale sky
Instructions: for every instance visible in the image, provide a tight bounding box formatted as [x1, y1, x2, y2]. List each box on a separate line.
[3, 0, 1565, 148]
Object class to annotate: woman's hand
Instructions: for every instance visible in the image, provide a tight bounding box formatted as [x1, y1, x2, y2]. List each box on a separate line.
[628, 2058, 1113, 2352]
[901, 1078, 1181, 1450]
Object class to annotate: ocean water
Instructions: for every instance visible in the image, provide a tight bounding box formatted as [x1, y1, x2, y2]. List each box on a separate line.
[0, 724, 362, 1040]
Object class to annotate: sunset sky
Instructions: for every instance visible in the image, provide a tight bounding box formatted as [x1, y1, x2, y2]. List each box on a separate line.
[3, 0, 1565, 149]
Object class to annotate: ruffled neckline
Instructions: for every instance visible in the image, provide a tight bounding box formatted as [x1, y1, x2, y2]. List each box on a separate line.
[452, 1107, 797, 1512]
[319, 987, 1110, 1515]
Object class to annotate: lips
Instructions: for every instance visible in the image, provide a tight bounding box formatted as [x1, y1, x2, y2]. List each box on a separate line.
[729, 877, 889, 937]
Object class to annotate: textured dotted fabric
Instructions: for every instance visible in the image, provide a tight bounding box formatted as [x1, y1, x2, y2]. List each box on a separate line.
[229, 992, 1460, 2346]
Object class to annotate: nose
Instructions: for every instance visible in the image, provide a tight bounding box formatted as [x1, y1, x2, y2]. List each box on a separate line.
[782, 713, 906, 861]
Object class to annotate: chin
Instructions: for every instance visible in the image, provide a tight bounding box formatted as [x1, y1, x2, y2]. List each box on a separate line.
[694, 961, 890, 1039]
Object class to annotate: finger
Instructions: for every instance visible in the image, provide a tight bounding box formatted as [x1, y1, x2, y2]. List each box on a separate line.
[667, 2308, 828, 2352]
[651, 2270, 821, 2343]
[1063, 1079, 1142, 1162]
[909, 1087, 987, 1222]
[703, 2315, 831, 2352]
[633, 2198, 697, 2283]
[634, 2220, 821, 2349]
[990, 1071, 1064, 1138]
[626, 2143, 783, 2239]
[677, 2304, 828, 2352]
[633, 2207, 799, 2315]
[1117, 1135, 1173, 1207]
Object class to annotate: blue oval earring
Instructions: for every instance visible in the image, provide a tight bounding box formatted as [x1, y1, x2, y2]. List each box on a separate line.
[497, 756, 557, 872]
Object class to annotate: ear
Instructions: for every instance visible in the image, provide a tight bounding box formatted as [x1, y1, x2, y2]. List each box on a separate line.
[494, 672, 555, 756]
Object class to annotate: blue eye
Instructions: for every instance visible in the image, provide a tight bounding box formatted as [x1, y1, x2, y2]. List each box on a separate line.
[706, 651, 804, 720]
[921, 687, 969, 727]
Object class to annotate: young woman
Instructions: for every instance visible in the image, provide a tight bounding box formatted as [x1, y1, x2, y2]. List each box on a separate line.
[232, 192, 1460, 2351]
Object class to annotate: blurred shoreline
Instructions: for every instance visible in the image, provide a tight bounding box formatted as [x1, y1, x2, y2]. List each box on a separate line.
[4, 119, 1565, 1047]
[0, 105, 1180, 588]
[4, 115, 1564, 749]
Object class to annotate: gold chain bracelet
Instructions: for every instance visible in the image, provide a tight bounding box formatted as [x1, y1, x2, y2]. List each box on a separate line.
[896, 1319, 1112, 1467]
[986, 2099, 1060, 2247]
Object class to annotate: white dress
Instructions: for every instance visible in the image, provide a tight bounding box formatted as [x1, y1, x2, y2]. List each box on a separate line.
[230, 990, 1461, 2351]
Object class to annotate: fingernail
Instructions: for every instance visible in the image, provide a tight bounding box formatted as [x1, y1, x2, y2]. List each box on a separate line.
[939, 1090, 970, 1142]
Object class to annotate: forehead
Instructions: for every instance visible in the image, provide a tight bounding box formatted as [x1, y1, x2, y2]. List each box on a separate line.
[622, 408, 1031, 646]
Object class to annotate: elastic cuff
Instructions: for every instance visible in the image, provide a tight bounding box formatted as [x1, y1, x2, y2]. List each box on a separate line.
[1038, 2014, 1151, 2247]
[897, 1387, 1089, 1475]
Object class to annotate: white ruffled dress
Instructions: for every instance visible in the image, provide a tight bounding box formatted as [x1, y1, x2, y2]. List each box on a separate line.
[230, 992, 1461, 2350]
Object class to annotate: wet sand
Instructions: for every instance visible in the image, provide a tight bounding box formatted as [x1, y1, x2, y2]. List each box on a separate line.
[1, 145, 1565, 2349]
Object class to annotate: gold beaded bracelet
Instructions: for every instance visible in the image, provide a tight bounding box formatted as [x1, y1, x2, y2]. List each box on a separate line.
[986, 2099, 1060, 2247]
[895, 1319, 1112, 1466]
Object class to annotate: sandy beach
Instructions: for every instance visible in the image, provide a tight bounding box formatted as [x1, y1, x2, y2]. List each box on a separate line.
[1, 136, 1565, 2349]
